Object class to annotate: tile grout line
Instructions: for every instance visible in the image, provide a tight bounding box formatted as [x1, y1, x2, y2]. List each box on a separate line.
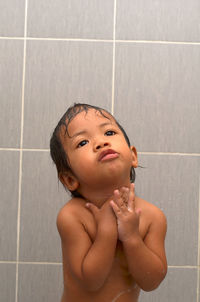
[197, 175, 200, 302]
[15, 1, 28, 301]
[0, 261, 62, 265]
[116, 40, 200, 46]
[138, 152, 200, 157]
[1, 36, 200, 45]
[111, 0, 117, 115]
[0, 148, 199, 157]
[168, 266, 199, 269]
[0, 37, 114, 42]
[1, 260, 198, 268]
[0, 148, 50, 152]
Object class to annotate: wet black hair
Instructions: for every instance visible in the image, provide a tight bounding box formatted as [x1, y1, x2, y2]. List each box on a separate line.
[50, 103, 136, 197]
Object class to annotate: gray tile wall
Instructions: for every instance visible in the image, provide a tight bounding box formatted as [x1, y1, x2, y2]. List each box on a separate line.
[0, 1, 199, 302]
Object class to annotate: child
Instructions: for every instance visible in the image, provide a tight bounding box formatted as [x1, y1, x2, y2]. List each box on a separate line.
[50, 103, 167, 302]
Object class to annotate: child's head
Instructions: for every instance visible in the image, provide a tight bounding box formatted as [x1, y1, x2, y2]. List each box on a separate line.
[50, 103, 137, 197]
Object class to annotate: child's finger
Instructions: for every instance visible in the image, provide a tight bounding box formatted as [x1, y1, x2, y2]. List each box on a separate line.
[110, 200, 122, 218]
[85, 203, 98, 217]
[120, 187, 129, 206]
[113, 190, 127, 212]
[136, 208, 142, 215]
[113, 190, 123, 206]
[127, 183, 135, 212]
[135, 208, 142, 219]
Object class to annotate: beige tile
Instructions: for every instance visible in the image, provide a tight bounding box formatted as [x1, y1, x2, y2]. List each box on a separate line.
[114, 43, 200, 153]
[18, 264, 63, 302]
[116, 0, 200, 42]
[0, 263, 16, 302]
[27, 0, 114, 39]
[135, 154, 199, 266]
[0, 151, 19, 260]
[19, 151, 68, 262]
[0, 40, 23, 148]
[0, 0, 25, 36]
[23, 40, 113, 148]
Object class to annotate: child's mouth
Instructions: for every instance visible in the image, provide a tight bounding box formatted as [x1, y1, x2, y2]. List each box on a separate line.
[98, 149, 119, 161]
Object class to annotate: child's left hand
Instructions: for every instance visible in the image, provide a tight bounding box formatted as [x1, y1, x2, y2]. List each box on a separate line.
[110, 183, 142, 242]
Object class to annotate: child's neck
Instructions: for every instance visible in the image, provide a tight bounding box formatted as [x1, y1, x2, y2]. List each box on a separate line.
[79, 179, 131, 207]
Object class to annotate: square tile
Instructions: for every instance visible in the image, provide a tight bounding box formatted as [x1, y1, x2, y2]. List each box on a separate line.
[116, 0, 200, 42]
[0, 40, 23, 148]
[0, 263, 16, 302]
[140, 267, 197, 302]
[0, 0, 25, 37]
[23, 40, 113, 149]
[114, 43, 200, 153]
[0, 151, 19, 260]
[19, 151, 68, 262]
[135, 154, 199, 266]
[27, 0, 114, 39]
[18, 263, 63, 302]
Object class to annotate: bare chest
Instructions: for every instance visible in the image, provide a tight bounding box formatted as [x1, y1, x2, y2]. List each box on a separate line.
[84, 208, 149, 241]
[83, 210, 149, 268]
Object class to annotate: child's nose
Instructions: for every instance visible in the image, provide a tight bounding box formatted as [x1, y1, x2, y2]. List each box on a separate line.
[95, 141, 109, 150]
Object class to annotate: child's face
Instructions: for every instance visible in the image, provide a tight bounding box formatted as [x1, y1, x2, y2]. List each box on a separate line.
[60, 109, 137, 191]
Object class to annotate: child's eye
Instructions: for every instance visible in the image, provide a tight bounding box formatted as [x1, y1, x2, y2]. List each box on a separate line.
[77, 140, 88, 148]
[105, 130, 116, 136]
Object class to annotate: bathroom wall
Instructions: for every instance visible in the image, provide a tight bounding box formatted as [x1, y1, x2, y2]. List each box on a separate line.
[0, 1, 200, 301]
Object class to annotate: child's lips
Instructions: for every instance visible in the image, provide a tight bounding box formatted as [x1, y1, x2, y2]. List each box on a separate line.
[98, 149, 119, 161]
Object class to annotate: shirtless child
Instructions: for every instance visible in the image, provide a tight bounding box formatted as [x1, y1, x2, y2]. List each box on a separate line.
[50, 103, 167, 302]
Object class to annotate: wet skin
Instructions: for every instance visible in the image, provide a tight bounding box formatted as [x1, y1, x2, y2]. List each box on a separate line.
[57, 109, 167, 301]
[59, 196, 153, 302]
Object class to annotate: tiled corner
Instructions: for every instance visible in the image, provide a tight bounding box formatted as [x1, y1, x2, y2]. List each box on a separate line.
[116, 0, 200, 42]
[0, 151, 19, 261]
[140, 267, 197, 302]
[27, 0, 114, 39]
[19, 151, 69, 262]
[0, 0, 25, 37]
[135, 154, 199, 266]
[114, 42, 200, 153]
[23, 40, 113, 149]
[0, 40, 24, 148]
[0, 263, 16, 302]
[18, 263, 63, 302]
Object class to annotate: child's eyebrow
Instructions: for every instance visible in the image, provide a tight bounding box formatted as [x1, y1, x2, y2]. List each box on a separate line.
[70, 130, 87, 139]
[70, 122, 113, 139]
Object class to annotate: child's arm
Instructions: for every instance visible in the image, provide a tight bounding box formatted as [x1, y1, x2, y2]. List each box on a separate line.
[110, 184, 167, 291]
[57, 199, 117, 291]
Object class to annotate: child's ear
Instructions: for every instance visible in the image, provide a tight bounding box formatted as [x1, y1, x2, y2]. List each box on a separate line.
[130, 146, 138, 168]
[59, 171, 79, 191]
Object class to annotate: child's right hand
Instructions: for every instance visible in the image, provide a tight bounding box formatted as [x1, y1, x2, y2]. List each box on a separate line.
[85, 199, 117, 234]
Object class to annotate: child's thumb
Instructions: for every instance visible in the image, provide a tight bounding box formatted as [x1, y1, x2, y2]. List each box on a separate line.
[135, 208, 142, 218]
[85, 203, 98, 216]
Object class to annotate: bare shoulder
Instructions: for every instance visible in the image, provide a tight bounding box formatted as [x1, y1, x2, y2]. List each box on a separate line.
[136, 197, 168, 273]
[135, 196, 167, 230]
[56, 197, 88, 236]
